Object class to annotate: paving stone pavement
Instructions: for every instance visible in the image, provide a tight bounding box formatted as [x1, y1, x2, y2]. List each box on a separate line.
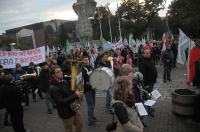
[1, 64, 200, 132]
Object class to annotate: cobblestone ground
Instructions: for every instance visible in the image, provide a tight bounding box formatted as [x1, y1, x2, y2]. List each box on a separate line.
[0, 64, 200, 132]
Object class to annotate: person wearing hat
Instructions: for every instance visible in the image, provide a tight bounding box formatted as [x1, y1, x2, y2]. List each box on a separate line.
[14, 63, 30, 107]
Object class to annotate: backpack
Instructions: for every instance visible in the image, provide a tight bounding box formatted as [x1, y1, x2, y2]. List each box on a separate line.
[193, 59, 200, 86]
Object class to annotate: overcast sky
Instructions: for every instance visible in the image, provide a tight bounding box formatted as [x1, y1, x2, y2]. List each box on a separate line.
[0, 0, 172, 34]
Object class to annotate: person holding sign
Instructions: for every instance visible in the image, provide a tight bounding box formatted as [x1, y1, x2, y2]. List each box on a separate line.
[112, 76, 143, 132]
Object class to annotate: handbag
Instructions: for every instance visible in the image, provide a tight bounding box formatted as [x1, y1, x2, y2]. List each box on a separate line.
[106, 112, 117, 132]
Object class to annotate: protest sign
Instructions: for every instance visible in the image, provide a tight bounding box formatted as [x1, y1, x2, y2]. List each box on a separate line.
[151, 89, 161, 100]
[0, 46, 45, 69]
[135, 103, 148, 116]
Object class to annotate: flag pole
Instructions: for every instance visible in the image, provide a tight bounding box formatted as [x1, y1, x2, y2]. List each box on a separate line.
[187, 38, 192, 84]
[116, 0, 122, 39]
[106, 3, 113, 42]
[98, 7, 103, 38]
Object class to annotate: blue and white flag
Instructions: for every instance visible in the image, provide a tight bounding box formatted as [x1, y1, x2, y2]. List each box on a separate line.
[103, 41, 111, 51]
[177, 29, 190, 65]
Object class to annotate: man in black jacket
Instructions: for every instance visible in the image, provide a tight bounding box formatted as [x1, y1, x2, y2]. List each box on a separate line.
[162, 44, 174, 82]
[138, 49, 157, 117]
[138, 49, 157, 93]
[1, 74, 30, 132]
[39, 62, 53, 114]
[0, 66, 12, 126]
[49, 65, 83, 132]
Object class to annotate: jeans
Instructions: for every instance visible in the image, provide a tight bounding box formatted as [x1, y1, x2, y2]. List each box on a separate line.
[106, 87, 112, 111]
[85, 91, 95, 123]
[62, 112, 83, 132]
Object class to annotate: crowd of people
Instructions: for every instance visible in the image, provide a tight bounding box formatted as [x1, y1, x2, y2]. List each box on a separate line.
[0, 39, 200, 132]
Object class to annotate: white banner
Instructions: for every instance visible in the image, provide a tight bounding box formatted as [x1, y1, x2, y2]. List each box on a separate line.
[0, 46, 45, 69]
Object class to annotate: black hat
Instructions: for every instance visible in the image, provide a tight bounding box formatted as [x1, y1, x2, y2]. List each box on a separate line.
[16, 63, 21, 68]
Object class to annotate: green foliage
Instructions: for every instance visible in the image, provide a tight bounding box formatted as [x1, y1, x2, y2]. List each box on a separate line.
[91, 6, 119, 41]
[118, 0, 166, 39]
[14, 43, 30, 50]
[168, 0, 200, 38]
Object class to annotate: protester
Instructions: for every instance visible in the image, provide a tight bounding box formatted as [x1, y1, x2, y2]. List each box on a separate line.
[14, 63, 30, 107]
[39, 62, 54, 114]
[171, 41, 178, 67]
[26, 62, 43, 102]
[98, 53, 112, 113]
[1, 74, 30, 132]
[126, 53, 133, 66]
[187, 39, 200, 87]
[112, 76, 143, 132]
[81, 56, 97, 126]
[49, 65, 83, 132]
[138, 49, 157, 93]
[162, 44, 174, 82]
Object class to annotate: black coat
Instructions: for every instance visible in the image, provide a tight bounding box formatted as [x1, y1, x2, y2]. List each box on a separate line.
[138, 58, 157, 86]
[162, 49, 174, 67]
[26, 67, 38, 87]
[0, 78, 4, 109]
[49, 80, 79, 119]
[39, 69, 50, 93]
[1, 82, 23, 112]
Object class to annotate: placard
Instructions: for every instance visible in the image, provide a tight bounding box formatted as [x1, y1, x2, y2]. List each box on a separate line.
[0, 46, 45, 69]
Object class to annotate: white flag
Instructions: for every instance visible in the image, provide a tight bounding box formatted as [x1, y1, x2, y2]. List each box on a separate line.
[177, 29, 190, 65]
[124, 38, 128, 46]
[46, 45, 50, 56]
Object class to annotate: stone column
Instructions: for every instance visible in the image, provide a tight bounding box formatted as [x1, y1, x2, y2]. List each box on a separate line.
[73, 0, 97, 47]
